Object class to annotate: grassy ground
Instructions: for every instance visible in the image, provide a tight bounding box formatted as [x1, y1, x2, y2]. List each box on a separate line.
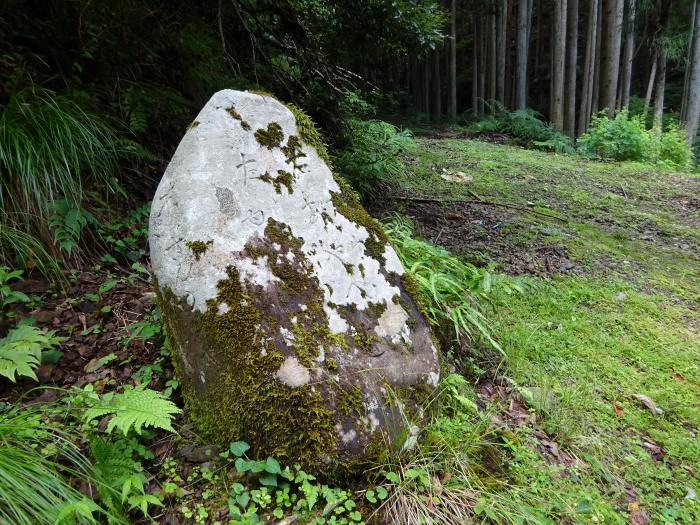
[378, 137, 700, 524]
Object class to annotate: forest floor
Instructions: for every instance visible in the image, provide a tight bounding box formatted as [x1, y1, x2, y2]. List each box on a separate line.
[4, 137, 699, 524]
[368, 136, 700, 524]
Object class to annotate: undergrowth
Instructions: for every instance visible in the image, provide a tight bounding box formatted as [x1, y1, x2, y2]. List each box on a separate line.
[386, 214, 524, 355]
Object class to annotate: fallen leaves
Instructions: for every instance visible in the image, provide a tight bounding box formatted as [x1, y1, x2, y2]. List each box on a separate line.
[611, 400, 624, 417]
[440, 171, 473, 184]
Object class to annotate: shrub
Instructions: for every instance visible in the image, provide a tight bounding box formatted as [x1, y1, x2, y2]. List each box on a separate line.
[659, 123, 694, 169]
[578, 110, 694, 168]
[468, 102, 574, 154]
[335, 119, 415, 198]
[0, 87, 146, 276]
[577, 110, 644, 161]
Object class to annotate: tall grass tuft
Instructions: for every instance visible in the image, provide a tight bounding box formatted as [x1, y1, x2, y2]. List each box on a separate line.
[386, 215, 524, 355]
[0, 404, 106, 524]
[0, 87, 121, 273]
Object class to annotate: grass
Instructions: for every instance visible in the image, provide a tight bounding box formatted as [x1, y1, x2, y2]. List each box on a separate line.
[383, 136, 700, 523]
[0, 404, 106, 524]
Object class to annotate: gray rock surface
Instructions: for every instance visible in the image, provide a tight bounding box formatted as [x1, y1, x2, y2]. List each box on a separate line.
[149, 90, 439, 475]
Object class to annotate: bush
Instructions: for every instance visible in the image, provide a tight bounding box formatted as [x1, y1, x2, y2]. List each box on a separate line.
[577, 110, 645, 161]
[468, 102, 574, 154]
[578, 110, 694, 169]
[335, 119, 415, 198]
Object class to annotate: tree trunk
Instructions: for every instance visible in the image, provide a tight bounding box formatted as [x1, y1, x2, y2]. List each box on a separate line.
[496, 0, 507, 103]
[681, 0, 697, 122]
[489, 13, 497, 103]
[448, 0, 457, 120]
[479, 16, 486, 114]
[473, 16, 480, 116]
[653, 48, 667, 128]
[579, 0, 599, 135]
[551, 0, 567, 129]
[592, 0, 603, 113]
[619, 0, 636, 109]
[423, 58, 431, 119]
[564, 0, 579, 137]
[599, 0, 624, 116]
[684, 0, 700, 143]
[642, 51, 657, 121]
[432, 47, 442, 120]
[515, 0, 530, 108]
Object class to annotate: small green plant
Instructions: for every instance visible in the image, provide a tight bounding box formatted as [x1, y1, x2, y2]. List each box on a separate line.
[0, 321, 64, 382]
[49, 198, 98, 257]
[219, 441, 367, 524]
[0, 267, 30, 317]
[335, 119, 415, 198]
[83, 384, 181, 435]
[98, 204, 150, 264]
[578, 109, 694, 168]
[469, 102, 574, 154]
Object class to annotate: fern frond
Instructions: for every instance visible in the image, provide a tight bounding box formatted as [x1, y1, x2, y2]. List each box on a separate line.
[84, 385, 181, 435]
[0, 324, 63, 382]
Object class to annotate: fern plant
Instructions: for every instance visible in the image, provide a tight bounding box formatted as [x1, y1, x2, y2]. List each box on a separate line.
[0, 322, 64, 382]
[49, 198, 96, 256]
[83, 384, 181, 435]
[335, 118, 415, 198]
[91, 437, 162, 520]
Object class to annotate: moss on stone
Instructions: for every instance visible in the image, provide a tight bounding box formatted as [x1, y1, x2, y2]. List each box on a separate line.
[225, 105, 251, 130]
[329, 181, 389, 264]
[157, 268, 340, 476]
[258, 170, 295, 194]
[286, 103, 332, 166]
[187, 120, 200, 130]
[185, 240, 213, 261]
[281, 135, 307, 171]
[358, 263, 366, 278]
[365, 301, 388, 321]
[255, 122, 284, 149]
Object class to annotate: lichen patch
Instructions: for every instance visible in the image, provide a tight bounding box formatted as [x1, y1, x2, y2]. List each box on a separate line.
[275, 356, 311, 387]
[374, 301, 409, 338]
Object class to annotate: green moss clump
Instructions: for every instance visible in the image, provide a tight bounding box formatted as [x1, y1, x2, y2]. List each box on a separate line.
[286, 103, 332, 166]
[187, 120, 200, 130]
[225, 105, 251, 130]
[343, 263, 354, 275]
[358, 264, 366, 278]
[401, 272, 428, 316]
[158, 268, 340, 476]
[365, 301, 388, 321]
[330, 179, 389, 264]
[325, 357, 338, 371]
[255, 122, 284, 149]
[281, 135, 307, 170]
[185, 240, 213, 261]
[258, 170, 295, 194]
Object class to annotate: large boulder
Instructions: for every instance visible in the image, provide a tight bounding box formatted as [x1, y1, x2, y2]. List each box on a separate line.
[150, 90, 440, 477]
